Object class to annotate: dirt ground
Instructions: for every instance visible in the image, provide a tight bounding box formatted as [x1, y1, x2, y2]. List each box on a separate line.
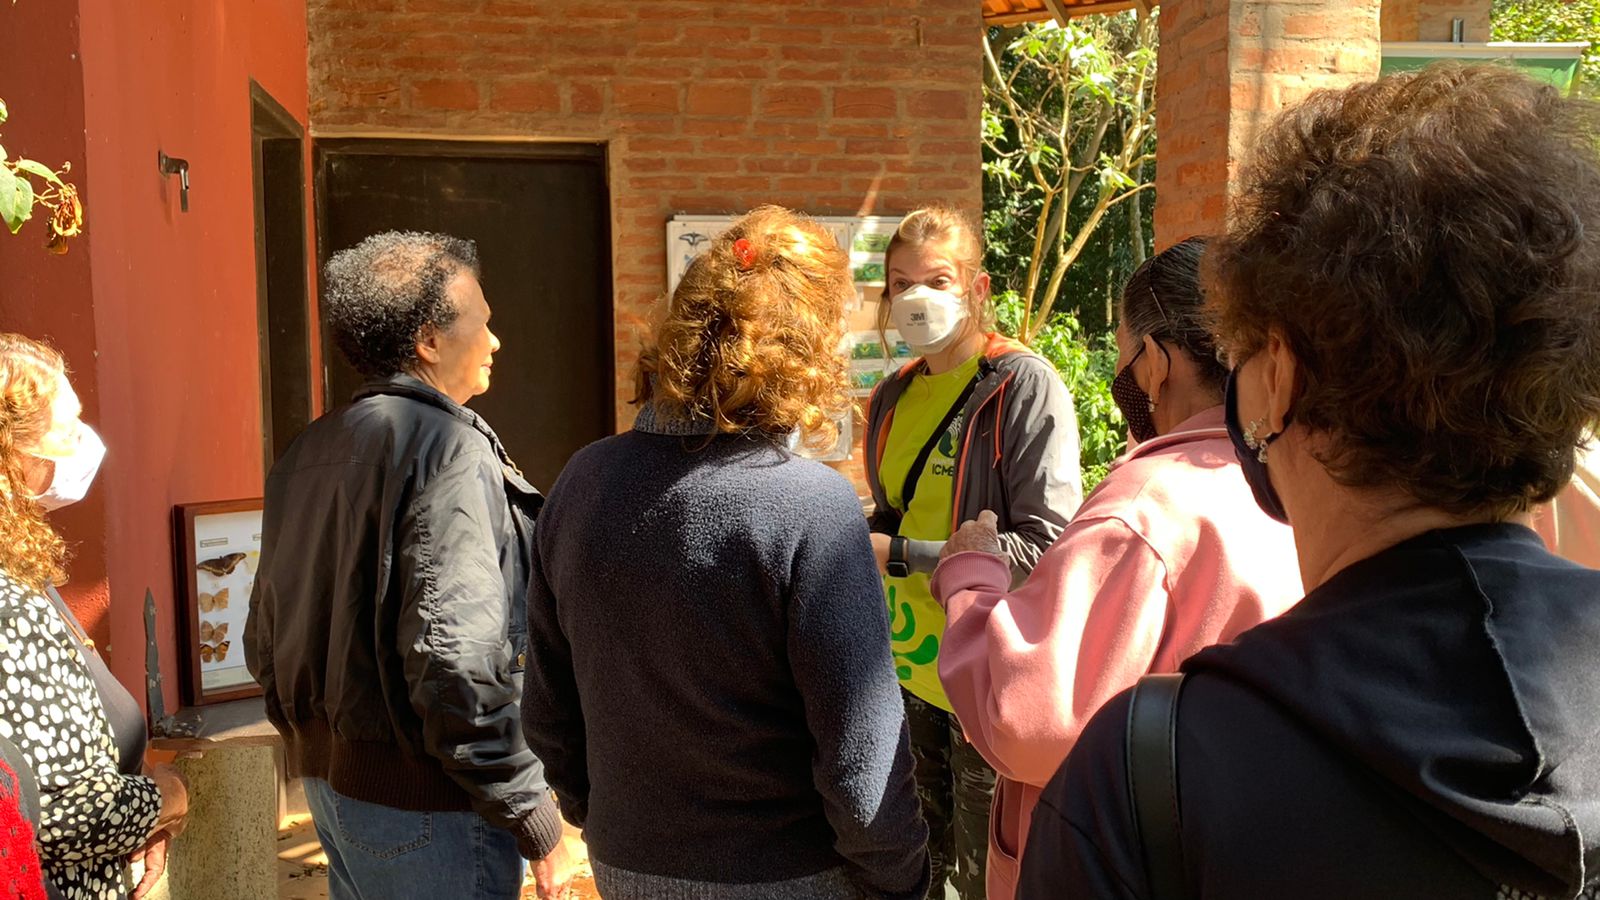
[276, 814, 599, 900]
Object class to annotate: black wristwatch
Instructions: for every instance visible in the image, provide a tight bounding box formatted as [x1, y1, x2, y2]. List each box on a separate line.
[887, 535, 911, 579]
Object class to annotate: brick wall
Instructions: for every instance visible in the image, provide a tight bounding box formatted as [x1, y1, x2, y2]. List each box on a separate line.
[1156, 0, 1381, 247]
[1155, 0, 1233, 249]
[1230, 2, 1383, 155]
[307, 0, 984, 433]
[1382, 0, 1421, 42]
[1383, 0, 1492, 42]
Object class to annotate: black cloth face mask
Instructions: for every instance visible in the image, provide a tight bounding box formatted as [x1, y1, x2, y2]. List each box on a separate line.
[1112, 342, 1169, 444]
[1224, 367, 1293, 524]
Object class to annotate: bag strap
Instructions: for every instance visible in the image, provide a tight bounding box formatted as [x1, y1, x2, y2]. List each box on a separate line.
[1127, 672, 1188, 900]
[899, 374, 981, 513]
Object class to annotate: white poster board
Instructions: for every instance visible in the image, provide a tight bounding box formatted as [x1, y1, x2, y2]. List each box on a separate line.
[189, 511, 261, 693]
[666, 215, 864, 297]
[847, 329, 914, 398]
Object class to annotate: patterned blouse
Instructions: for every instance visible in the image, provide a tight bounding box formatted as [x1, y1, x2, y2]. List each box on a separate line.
[0, 570, 161, 899]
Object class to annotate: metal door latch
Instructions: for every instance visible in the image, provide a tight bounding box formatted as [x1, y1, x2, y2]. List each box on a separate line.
[158, 152, 191, 212]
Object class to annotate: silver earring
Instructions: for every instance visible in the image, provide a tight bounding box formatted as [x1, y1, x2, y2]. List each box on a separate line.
[1242, 418, 1265, 449]
[1243, 418, 1271, 463]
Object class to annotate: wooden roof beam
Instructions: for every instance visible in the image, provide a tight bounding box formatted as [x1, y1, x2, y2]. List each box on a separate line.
[1043, 0, 1073, 22]
[983, 0, 1145, 26]
[988, 9, 1054, 25]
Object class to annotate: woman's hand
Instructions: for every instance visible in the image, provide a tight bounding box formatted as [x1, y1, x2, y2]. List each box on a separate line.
[942, 510, 1002, 559]
[129, 830, 172, 899]
[145, 763, 190, 837]
[129, 764, 191, 897]
[870, 533, 892, 574]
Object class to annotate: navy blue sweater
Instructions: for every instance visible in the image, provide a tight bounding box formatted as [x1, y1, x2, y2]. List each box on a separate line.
[521, 405, 930, 898]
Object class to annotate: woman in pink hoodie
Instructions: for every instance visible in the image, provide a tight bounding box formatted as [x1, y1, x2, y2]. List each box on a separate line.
[928, 238, 1304, 900]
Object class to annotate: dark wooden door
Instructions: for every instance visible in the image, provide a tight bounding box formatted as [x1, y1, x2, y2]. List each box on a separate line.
[252, 83, 312, 469]
[315, 140, 614, 490]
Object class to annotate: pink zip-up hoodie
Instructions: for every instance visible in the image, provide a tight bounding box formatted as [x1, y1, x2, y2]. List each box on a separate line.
[929, 407, 1304, 900]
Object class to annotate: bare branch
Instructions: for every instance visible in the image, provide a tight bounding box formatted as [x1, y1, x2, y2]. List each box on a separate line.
[1106, 182, 1158, 208]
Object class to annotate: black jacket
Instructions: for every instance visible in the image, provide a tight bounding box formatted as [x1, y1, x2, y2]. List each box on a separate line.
[1021, 524, 1600, 899]
[245, 375, 562, 858]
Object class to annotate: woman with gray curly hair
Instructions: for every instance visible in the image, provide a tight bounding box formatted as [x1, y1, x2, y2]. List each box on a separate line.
[245, 232, 573, 900]
[1020, 65, 1600, 899]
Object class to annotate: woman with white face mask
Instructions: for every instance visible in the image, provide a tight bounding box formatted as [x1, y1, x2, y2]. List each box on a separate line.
[863, 206, 1083, 900]
[0, 333, 190, 899]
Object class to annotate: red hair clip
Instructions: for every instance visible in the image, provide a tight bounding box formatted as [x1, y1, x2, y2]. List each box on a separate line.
[732, 238, 757, 270]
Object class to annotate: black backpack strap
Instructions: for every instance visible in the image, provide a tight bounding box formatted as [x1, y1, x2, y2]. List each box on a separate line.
[1127, 672, 1188, 900]
[899, 374, 981, 512]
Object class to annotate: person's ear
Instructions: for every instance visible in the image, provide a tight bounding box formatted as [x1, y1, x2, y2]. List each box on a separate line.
[969, 272, 992, 306]
[1261, 329, 1299, 434]
[1139, 333, 1171, 404]
[414, 327, 443, 367]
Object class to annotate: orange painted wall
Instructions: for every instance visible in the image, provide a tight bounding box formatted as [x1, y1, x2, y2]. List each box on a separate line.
[52, 0, 308, 708]
[0, 1, 112, 649]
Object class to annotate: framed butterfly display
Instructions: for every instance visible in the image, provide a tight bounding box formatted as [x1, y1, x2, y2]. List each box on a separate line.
[173, 499, 264, 706]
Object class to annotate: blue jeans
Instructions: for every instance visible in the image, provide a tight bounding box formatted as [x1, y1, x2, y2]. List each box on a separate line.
[302, 778, 524, 900]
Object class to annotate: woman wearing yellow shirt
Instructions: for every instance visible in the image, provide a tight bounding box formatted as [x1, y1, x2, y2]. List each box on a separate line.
[864, 206, 1082, 899]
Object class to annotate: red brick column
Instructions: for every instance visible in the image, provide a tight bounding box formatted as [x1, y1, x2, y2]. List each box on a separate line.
[1155, 0, 1382, 248]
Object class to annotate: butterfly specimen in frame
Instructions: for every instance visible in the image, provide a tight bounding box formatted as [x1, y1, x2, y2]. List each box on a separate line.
[197, 552, 246, 578]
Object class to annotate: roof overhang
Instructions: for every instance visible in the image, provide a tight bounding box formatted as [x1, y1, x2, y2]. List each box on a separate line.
[982, 0, 1149, 26]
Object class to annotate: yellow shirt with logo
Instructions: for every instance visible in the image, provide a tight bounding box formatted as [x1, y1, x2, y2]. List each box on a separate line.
[878, 353, 982, 712]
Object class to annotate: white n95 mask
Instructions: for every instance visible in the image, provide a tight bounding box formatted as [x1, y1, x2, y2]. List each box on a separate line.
[28, 423, 106, 511]
[890, 285, 970, 356]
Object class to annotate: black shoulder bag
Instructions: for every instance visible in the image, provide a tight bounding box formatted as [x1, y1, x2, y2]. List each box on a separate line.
[1127, 672, 1189, 900]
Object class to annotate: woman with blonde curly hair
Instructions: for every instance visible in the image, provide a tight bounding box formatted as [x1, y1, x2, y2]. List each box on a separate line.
[521, 207, 930, 899]
[0, 334, 190, 899]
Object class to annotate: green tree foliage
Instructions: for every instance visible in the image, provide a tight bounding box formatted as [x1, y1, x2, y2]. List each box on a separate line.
[982, 12, 1158, 343]
[1492, 0, 1600, 95]
[0, 97, 83, 251]
[995, 292, 1126, 491]
[984, 12, 1155, 486]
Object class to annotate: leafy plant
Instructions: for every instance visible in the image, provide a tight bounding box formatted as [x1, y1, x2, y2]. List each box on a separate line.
[1492, 0, 1600, 95]
[983, 12, 1158, 343]
[0, 97, 85, 252]
[995, 291, 1126, 490]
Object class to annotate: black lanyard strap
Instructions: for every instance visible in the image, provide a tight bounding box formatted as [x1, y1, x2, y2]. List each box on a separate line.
[899, 374, 981, 514]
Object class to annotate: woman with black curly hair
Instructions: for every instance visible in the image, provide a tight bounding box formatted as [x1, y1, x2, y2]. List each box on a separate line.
[1020, 65, 1600, 900]
[245, 232, 573, 900]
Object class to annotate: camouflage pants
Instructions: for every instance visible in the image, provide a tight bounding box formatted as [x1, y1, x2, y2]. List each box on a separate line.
[904, 690, 996, 900]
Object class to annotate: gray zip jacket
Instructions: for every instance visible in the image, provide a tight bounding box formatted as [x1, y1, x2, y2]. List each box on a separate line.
[865, 334, 1083, 584]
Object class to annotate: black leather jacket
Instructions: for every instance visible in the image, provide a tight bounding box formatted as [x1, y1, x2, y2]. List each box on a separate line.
[245, 374, 562, 858]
